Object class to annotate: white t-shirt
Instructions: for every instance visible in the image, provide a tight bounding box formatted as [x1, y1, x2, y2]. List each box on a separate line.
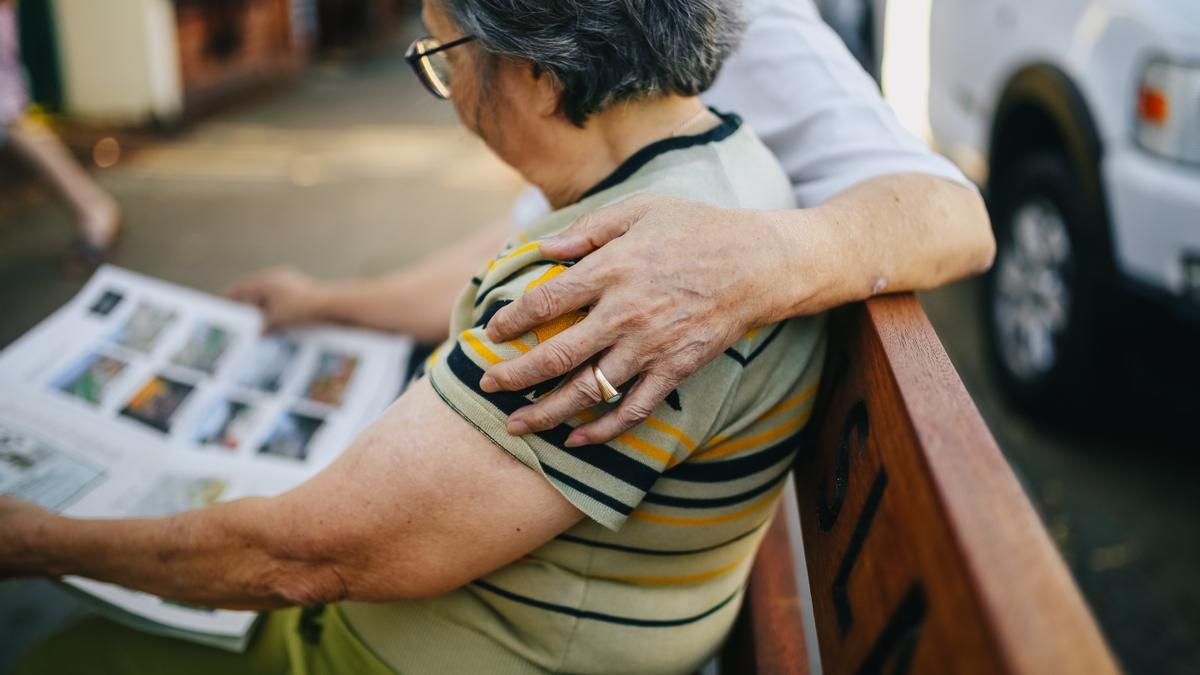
[511, 0, 971, 227]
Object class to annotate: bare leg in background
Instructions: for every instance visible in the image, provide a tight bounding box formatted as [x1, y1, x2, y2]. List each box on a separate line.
[5, 118, 121, 251]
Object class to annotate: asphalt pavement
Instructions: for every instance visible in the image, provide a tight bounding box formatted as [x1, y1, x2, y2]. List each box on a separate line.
[1, 43, 1196, 674]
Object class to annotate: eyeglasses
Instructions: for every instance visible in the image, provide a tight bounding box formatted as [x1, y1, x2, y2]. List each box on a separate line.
[405, 35, 476, 100]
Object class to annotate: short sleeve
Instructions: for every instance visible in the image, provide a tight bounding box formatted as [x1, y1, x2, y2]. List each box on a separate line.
[427, 247, 725, 531]
[702, 0, 972, 207]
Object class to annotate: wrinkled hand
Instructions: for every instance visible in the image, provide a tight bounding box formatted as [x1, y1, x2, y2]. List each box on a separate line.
[480, 194, 794, 446]
[224, 266, 327, 330]
[0, 496, 51, 579]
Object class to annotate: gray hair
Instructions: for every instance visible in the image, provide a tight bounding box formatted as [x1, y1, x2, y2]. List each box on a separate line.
[440, 0, 745, 126]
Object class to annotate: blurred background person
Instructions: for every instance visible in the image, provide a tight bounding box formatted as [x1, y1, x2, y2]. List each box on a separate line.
[0, 0, 120, 264]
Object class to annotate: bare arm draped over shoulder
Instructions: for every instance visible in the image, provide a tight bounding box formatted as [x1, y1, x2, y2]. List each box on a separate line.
[486, 0, 993, 445]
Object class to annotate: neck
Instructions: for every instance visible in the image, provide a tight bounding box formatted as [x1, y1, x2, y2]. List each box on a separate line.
[524, 97, 716, 208]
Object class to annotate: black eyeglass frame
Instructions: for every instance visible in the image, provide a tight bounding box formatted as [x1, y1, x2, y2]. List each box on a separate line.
[405, 35, 477, 100]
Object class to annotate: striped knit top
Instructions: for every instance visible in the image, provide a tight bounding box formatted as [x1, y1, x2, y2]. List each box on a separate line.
[340, 112, 827, 674]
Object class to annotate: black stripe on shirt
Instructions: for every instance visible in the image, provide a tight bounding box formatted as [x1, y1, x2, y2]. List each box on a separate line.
[472, 580, 740, 627]
[474, 261, 549, 308]
[724, 322, 786, 367]
[579, 110, 743, 201]
[544, 464, 633, 516]
[644, 462, 791, 509]
[445, 345, 661, 492]
[556, 523, 764, 557]
[473, 300, 513, 329]
[664, 432, 801, 483]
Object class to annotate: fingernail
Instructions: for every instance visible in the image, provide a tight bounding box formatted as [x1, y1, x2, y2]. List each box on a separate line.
[508, 419, 530, 436]
[480, 374, 497, 393]
[565, 432, 586, 447]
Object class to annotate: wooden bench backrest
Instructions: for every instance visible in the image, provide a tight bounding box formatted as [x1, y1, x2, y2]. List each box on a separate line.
[725, 295, 1119, 674]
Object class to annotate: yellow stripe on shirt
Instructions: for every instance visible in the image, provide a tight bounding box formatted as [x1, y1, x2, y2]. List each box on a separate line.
[597, 551, 752, 586]
[524, 264, 566, 291]
[644, 417, 698, 452]
[759, 382, 818, 421]
[617, 432, 673, 465]
[424, 344, 444, 370]
[488, 241, 541, 271]
[705, 382, 819, 448]
[461, 330, 503, 366]
[693, 411, 811, 462]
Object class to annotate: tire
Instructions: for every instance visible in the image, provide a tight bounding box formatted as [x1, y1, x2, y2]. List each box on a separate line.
[983, 151, 1113, 418]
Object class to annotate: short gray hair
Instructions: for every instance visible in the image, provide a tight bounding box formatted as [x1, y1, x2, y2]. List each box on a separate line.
[440, 0, 745, 126]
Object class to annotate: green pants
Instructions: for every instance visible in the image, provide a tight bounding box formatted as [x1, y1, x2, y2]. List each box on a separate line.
[12, 605, 396, 675]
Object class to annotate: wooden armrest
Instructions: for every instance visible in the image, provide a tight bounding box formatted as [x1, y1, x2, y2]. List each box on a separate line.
[724, 295, 1120, 675]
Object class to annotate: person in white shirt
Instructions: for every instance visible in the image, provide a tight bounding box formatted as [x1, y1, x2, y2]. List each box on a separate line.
[227, 0, 994, 444]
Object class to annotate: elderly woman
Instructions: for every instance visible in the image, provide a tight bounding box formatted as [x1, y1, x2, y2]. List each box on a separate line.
[3, 1, 823, 674]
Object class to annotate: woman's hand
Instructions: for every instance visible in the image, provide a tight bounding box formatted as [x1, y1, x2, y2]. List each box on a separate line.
[0, 496, 52, 579]
[481, 194, 804, 446]
[482, 176, 993, 446]
[224, 266, 329, 330]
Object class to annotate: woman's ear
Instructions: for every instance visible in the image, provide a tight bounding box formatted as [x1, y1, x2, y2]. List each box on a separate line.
[528, 64, 562, 119]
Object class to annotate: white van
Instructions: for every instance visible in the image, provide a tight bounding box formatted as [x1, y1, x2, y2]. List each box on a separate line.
[822, 0, 1200, 412]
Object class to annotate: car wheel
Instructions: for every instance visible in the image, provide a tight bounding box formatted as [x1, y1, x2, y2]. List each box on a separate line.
[984, 151, 1110, 417]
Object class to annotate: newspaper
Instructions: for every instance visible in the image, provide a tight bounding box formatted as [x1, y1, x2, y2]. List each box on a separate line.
[0, 266, 413, 651]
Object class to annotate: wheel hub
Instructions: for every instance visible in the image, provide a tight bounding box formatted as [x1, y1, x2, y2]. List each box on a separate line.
[993, 198, 1073, 381]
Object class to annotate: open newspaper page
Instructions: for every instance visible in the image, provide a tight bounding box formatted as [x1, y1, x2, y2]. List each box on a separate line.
[0, 266, 412, 651]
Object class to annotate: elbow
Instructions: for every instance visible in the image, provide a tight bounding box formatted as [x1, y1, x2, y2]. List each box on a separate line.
[265, 541, 468, 605]
[251, 497, 481, 605]
[220, 498, 351, 608]
[266, 559, 351, 608]
[967, 192, 997, 276]
[342, 552, 474, 603]
[946, 181, 996, 279]
[977, 235, 997, 275]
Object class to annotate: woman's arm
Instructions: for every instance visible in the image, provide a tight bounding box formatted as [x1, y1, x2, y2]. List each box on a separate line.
[0, 378, 583, 609]
[224, 215, 512, 342]
[480, 173, 994, 445]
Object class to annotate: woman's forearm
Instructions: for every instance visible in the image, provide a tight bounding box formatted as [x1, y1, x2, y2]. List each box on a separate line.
[18, 498, 342, 611]
[0, 376, 585, 609]
[762, 173, 995, 322]
[316, 215, 514, 341]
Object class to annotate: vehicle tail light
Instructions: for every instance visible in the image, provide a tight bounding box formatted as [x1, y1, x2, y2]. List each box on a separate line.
[1136, 60, 1200, 165]
[1137, 87, 1169, 127]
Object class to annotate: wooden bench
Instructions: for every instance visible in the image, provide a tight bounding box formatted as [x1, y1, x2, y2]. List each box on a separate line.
[720, 294, 1120, 674]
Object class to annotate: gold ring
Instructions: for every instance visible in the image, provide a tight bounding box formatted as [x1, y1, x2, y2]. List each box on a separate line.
[592, 364, 622, 404]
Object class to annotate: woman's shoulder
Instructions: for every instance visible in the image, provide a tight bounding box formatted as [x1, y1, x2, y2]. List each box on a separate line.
[710, 120, 797, 209]
[517, 111, 796, 245]
[457, 237, 573, 332]
[603, 114, 796, 213]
